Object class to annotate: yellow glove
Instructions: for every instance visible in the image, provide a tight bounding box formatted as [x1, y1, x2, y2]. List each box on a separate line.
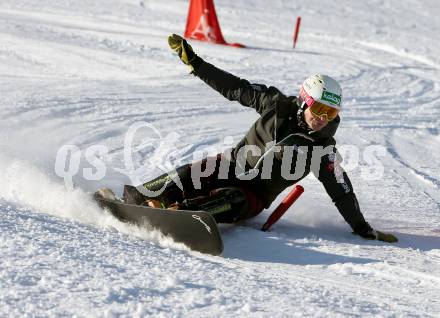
[168, 34, 196, 69]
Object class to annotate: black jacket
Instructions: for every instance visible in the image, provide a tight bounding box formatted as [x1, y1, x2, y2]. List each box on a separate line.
[192, 57, 370, 233]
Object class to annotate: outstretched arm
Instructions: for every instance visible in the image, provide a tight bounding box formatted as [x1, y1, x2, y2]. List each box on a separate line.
[168, 34, 283, 114]
[314, 144, 398, 242]
[192, 58, 283, 114]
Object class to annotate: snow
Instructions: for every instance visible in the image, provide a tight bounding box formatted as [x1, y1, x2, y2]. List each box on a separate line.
[0, 0, 439, 316]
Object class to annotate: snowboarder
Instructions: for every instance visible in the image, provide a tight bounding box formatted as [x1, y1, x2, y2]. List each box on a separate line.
[99, 34, 397, 243]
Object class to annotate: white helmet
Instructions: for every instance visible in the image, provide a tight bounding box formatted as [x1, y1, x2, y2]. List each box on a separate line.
[299, 74, 342, 110]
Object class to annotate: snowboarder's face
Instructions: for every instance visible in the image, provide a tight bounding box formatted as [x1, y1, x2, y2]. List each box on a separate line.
[304, 107, 330, 131]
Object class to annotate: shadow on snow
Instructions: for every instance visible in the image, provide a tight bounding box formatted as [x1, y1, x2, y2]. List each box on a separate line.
[221, 221, 440, 265]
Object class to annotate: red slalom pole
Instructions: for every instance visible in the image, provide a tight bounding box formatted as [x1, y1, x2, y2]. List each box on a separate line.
[261, 185, 304, 231]
[293, 16, 301, 49]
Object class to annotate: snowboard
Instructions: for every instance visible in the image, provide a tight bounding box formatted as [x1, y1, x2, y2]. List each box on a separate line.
[95, 197, 224, 255]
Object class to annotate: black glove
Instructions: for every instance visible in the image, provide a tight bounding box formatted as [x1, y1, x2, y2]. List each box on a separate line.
[168, 34, 197, 70]
[354, 222, 398, 243]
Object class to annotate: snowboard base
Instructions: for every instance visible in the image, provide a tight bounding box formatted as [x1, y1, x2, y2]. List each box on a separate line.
[96, 197, 223, 255]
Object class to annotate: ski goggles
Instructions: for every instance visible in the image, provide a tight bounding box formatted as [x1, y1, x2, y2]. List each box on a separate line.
[299, 86, 340, 121]
[309, 101, 340, 121]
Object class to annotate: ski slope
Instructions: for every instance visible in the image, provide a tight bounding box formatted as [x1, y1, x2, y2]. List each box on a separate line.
[1, 0, 439, 316]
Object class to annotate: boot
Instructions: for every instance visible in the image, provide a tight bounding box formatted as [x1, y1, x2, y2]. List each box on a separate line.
[123, 185, 148, 205]
[94, 188, 117, 201]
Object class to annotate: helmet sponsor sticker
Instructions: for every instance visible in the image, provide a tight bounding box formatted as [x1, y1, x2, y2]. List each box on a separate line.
[321, 91, 341, 106]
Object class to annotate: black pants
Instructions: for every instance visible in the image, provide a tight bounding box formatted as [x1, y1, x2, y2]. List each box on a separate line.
[125, 154, 264, 223]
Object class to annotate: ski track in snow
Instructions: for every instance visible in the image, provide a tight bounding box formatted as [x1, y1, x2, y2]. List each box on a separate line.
[0, 0, 439, 317]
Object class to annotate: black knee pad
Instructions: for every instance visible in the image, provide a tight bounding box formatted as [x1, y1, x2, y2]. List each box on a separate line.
[140, 164, 192, 206]
[142, 164, 191, 192]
